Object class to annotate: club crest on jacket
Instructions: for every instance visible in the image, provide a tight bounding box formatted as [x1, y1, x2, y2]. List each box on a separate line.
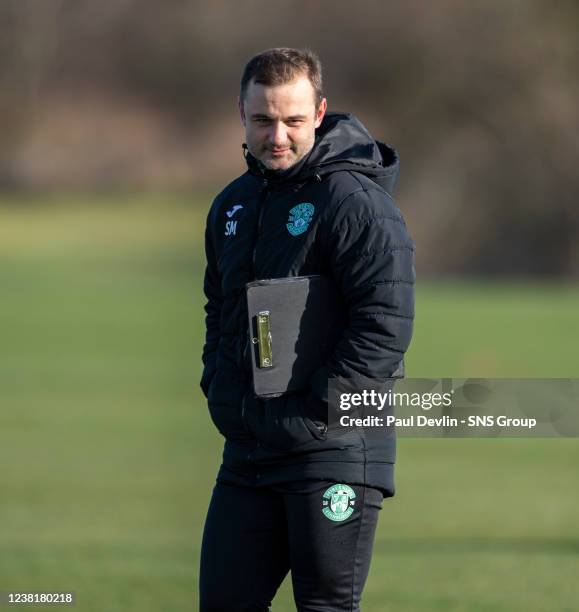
[286, 203, 315, 236]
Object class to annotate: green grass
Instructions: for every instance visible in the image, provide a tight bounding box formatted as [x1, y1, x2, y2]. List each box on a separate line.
[1, 196, 578, 611]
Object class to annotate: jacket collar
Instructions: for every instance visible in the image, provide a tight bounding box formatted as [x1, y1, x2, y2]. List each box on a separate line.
[242, 112, 401, 195]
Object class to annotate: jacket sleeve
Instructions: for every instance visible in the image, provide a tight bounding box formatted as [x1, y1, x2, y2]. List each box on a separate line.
[200, 207, 223, 398]
[309, 185, 415, 404]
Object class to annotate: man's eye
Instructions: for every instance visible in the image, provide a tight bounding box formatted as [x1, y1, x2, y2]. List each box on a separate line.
[287, 120, 303, 126]
[255, 118, 270, 124]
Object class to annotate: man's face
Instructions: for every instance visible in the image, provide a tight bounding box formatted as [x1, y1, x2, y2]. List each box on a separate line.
[239, 74, 327, 171]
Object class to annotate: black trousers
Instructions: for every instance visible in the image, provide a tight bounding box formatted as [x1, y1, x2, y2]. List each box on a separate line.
[199, 479, 384, 611]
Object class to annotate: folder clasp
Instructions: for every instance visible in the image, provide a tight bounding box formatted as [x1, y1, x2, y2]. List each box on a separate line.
[254, 311, 273, 368]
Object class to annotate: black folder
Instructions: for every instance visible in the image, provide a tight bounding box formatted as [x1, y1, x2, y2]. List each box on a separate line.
[246, 275, 346, 398]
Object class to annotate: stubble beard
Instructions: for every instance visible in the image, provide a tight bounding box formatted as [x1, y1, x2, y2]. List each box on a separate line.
[259, 140, 313, 172]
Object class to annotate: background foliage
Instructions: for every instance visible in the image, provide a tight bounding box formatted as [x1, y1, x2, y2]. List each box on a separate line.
[1, 0, 578, 275]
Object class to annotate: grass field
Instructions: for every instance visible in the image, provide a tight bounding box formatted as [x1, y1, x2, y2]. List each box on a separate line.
[1, 195, 578, 611]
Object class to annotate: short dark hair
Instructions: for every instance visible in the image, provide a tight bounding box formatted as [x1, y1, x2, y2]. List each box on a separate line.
[240, 47, 323, 105]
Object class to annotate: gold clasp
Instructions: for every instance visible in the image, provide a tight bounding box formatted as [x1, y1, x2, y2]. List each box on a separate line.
[253, 311, 273, 368]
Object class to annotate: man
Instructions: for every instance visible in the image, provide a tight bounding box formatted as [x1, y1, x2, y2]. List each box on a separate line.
[199, 48, 414, 611]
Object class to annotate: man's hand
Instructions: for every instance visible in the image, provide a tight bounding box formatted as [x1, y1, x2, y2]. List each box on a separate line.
[242, 390, 328, 452]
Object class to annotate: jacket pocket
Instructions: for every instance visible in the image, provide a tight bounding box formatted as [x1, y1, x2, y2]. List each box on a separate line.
[243, 392, 327, 452]
[200, 364, 216, 399]
[207, 372, 249, 440]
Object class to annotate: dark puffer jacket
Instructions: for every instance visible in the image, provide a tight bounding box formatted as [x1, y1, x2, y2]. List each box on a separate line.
[201, 112, 415, 497]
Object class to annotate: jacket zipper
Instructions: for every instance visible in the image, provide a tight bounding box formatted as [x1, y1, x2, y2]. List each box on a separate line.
[244, 178, 268, 459]
[251, 178, 269, 280]
[240, 177, 269, 381]
[244, 177, 269, 377]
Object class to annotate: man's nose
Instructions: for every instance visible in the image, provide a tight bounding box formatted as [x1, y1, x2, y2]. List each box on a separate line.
[269, 122, 288, 146]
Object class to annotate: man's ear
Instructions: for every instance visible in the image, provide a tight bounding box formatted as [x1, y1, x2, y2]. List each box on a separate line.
[238, 96, 246, 126]
[314, 98, 327, 129]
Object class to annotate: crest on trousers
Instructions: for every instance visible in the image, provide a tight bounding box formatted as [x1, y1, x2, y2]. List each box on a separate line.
[322, 484, 356, 522]
[286, 203, 315, 236]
